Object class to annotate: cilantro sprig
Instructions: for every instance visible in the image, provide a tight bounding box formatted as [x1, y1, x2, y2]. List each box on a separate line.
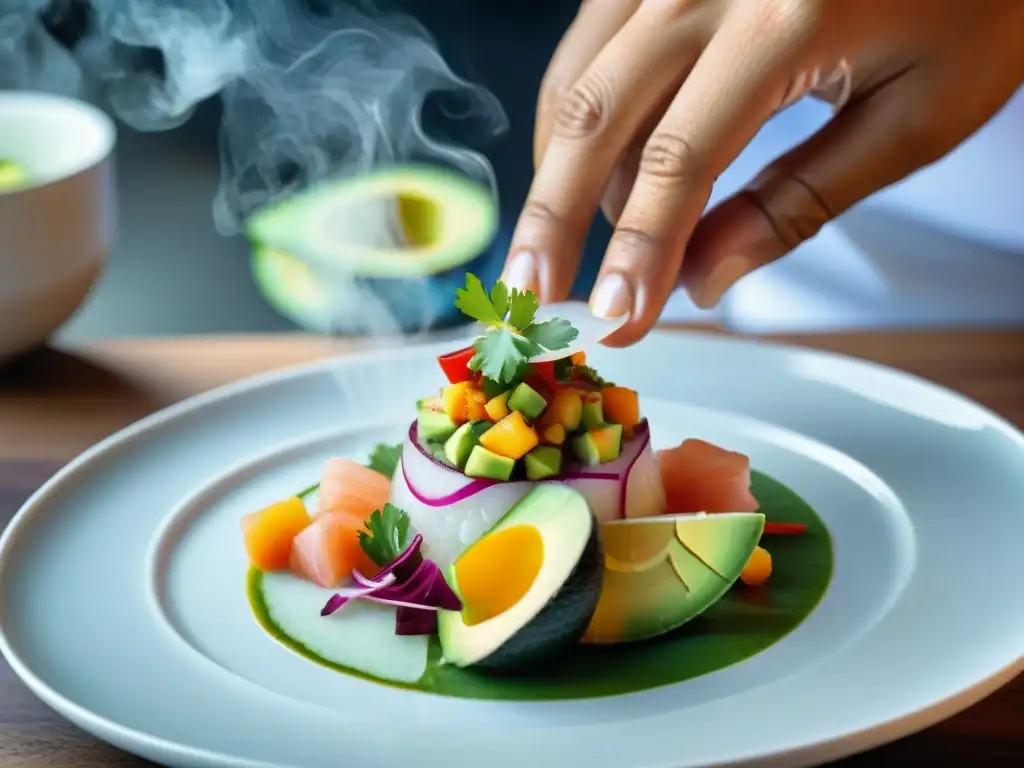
[366, 442, 402, 479]
[455, 273, 578, 385]
[358, 504, 411, 567]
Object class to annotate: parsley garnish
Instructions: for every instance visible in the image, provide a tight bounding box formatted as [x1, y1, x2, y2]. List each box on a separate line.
[454, 273, 579, 385]
[358, 504, 411, 566]
[366, 442, 402, 478]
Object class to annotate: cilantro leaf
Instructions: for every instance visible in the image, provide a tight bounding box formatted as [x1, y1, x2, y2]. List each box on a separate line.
[522, 318, 578, 352]
[358, 504, 411, 566]
[454, 272, 581, 387]
[455, 273, 502, 326]
[366, 442, 402, 478]
[489, 281, 510, 319]
[470, 327, 541, 385]
[507, 287, 539, 330]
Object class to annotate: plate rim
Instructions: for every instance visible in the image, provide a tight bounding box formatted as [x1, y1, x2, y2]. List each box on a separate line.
[1, 329, 1023, 768]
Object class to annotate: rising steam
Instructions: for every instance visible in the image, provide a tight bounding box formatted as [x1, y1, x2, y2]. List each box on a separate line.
[0, 0, 507, 336]
[0, 0, 508, 236]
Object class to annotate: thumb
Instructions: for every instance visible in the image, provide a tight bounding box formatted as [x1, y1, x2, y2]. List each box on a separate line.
[679, 72, 967, 309]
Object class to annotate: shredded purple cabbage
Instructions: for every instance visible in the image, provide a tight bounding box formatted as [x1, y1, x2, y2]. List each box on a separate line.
[320, 534, 461, 635]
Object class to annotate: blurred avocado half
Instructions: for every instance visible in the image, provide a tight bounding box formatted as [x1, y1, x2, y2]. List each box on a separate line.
[245, 165, 499, 334]
[0, 160, 28, 192]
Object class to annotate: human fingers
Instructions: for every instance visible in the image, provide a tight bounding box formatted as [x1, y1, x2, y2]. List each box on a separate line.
[592, 2, 815, 344]
[504, 1, 711, 302]
[599, 99, 673, 225]
[680, 58, 1024, 308]
[534, 0, 642, 171]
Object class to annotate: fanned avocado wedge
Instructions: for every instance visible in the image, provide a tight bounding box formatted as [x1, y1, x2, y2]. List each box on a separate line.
[583, 512, 765, 644]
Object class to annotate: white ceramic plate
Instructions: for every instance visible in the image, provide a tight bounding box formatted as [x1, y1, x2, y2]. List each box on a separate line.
[1, 331, 1023, 768]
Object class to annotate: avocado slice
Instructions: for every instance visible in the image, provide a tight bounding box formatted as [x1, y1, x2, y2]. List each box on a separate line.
[582, 512, 765, 644]
[507, 382, 547, 421]
[464, 445, 515, 482]
[444, 422, 480, 469]
[246, 165, 498, 279]
[418, 409, 458, 442]
[254, 571, 430, 684]
[523, 445, 563, 481]
[438, 485, 603, 670]
[0, 159, 27, 192]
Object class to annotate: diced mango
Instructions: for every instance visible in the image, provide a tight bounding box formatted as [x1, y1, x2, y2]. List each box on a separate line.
[465, 387, 489, 422]
[442, 381, 473, 424]
[542, 423, 567, 446]
[544, 389, 583, 431]
[484, 390, 511, 422]
[242, 497, 312, 571]
[601, 386, 640, 427]
[479, 411, 539, 460]
[740, 546, 772, 586]
[570, 351, 587, 365]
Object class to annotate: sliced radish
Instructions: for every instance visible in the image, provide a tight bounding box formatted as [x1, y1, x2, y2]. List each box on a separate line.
[529, 301, 628, 362]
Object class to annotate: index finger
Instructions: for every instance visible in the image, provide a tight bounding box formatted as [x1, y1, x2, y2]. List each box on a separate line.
[593, 4, 817, 345]
[504, 6, 708, 303]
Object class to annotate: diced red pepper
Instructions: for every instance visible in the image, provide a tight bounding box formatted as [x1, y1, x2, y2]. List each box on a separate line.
[531, 361, 559, 391]
[761, 522, 808, 535]
[523, 373, 554, 404]
[437, 346, 476, 384]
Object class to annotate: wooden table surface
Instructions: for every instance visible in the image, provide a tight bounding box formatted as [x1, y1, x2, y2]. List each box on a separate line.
[1, 328, 1022, 767]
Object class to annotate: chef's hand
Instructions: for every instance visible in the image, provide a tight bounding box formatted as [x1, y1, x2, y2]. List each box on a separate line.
[500, 0, 1024, 345]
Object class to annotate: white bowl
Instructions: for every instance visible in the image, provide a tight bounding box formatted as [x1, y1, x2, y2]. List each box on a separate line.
[0, 91, 117, 363]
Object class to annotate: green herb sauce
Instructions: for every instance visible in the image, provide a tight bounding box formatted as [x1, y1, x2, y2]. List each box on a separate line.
[247, 470, 833, 700]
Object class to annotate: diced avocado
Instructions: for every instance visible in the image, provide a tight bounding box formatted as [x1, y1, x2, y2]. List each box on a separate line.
[581, 394, 605, 429]
[438, 484, 603, 671]
[507, 382, 548, 421]
[572, 424, 622, 465]
[444, 423, 480, 469]
[0, 159, 27, 192]
[573, 432, 601, 466]
[590, 424, 622, 463]
[417, 409, 458, 442]
[523, 445, 563, 481]
[583, 512, 764, 644]
[469, 420, 492, 439]
[464, 445, 515, 482]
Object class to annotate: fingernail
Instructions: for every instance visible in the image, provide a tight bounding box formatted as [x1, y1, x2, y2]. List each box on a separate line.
[502, 250, 539, 295]
[590, 272, 634, 319]
[688, 255, 753, 309]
